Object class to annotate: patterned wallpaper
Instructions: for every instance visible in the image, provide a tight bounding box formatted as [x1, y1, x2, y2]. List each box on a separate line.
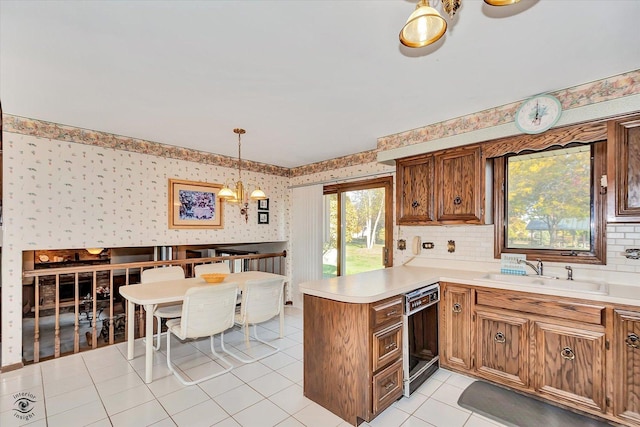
[2, 70, 640, 367]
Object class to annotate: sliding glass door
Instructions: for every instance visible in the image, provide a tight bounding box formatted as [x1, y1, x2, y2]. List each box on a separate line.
[323, 177, 393, 277]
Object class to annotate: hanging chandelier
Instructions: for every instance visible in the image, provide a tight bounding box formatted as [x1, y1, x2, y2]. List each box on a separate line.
[218, 128, 267, 223]
[400, 0, 521, 48]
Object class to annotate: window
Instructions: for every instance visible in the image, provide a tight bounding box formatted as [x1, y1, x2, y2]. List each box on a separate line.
[323, 177, 393, 277]
[494, 141, 606, 264]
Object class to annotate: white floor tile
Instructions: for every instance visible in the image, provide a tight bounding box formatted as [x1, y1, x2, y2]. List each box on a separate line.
[393, 391, 429, 415]
[44, 384, 100, 416]
[109, 399, 169, 427]
[268, 384, 312, 415]
[147, 372, 188, 398]
[429, 382, 470, 412]
[257, 352, 297, 371]
[0, 386, 46, 426]
[368, 405, 410, 427]
[233, 399, 289, 427]
[413, 398, 471, 427]
[464, 414, 507, 427]
[275, 417, 305, 427]
[172, 399, 229, 427]
[147, 417, 178, 427]
[212, 417, 241, 426]
[214, 383, 264, 415]
[414, 378, 443, 397]
[231, 362, 272, 383]
[47, 400, 108, 427]
[400, 416, 437, 427]
[157, 385, 209, 415]
[198, 372, 244, 399]
[95, 370, 144, 397]
[101, 383, 156, 415]
[0, 370, 42, 397]
[292, 402, 345, 427]
[247, 371, 294, 397]
[276, 361, 303, 383]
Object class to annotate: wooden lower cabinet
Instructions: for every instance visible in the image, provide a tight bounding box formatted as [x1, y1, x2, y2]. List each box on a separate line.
[303, 294, 403, 425]
[475, 309, 528, 388]
[614, 309, 640, 425]
[441, 283, 472, 370]
[534, 321, 606, 413]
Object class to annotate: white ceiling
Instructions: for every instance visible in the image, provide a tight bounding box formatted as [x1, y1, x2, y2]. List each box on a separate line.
[1, 1, 639, 168]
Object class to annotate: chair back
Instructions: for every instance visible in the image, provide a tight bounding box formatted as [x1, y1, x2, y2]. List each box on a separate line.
[141, 266, 185, 284]
[179, 282, 238, 339]
[239, 277, 285, 325]
[194, 262, 230, 276]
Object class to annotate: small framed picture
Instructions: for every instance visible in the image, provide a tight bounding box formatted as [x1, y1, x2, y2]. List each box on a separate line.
[258, 212, 269, 224]
[257, 198, 269, 210]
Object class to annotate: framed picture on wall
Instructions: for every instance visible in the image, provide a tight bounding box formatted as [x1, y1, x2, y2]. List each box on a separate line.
[258, 212, 269, 224]
[168, 178, 224, 229]
[258, 198, 269, 211]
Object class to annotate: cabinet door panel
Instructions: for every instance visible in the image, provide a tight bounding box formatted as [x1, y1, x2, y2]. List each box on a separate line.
[373, 323, 402, 372]
[436, 146, 482, 223]
[608, 114, 640, 221]
[476, 310, 528, 388]
[441, 284, 472, 370]
[534, 321, 605, 413]
[396, 155, 435, 224]
[613, 309, 640, 424]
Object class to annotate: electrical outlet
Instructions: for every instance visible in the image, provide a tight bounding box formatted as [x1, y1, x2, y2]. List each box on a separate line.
[422, 242, 434, 249]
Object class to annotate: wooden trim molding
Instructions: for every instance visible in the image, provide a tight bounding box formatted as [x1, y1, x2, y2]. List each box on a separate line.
[482, 121, 607, 159]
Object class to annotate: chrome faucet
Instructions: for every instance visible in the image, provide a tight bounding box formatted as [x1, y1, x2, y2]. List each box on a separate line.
[565, 266, 573, 280]
[517, 258, 543, 276]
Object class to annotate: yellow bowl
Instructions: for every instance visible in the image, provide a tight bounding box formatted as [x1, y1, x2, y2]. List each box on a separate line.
[201, 273, 228, 284]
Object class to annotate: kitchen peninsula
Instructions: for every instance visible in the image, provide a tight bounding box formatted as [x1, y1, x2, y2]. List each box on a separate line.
[299, 261, 640, 426]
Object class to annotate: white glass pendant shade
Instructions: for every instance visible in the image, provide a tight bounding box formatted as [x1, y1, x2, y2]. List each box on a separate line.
[399, 1, 447, 48]
[218, 186, 236, 200]
[250, 188, 267, 200]
[484, 0, 520, 5]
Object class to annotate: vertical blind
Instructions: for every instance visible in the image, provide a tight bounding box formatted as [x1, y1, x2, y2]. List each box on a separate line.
[291, 185, 323, 305]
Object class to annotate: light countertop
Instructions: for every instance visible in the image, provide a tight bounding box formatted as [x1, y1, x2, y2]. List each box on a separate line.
[299, 264, 640, 307]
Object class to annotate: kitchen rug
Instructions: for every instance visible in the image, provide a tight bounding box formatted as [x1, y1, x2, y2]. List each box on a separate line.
[458, 380, 613, 427]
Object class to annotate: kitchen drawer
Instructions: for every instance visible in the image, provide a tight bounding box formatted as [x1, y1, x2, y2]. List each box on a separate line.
[475, 289, 604, 325]
[371, 296, 403, 330]
[372, 322, 402, 372]
[372, 359, 403, 415]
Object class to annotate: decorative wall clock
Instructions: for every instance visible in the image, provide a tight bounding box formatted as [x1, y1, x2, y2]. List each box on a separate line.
[515, 94, 562, 134]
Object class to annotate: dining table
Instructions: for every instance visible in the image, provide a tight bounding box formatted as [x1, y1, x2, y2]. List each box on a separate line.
[119, 271, 288, 383]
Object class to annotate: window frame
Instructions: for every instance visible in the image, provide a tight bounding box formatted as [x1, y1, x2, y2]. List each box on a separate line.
[493, 140, 607, 265]
[323, 176, 394, 276]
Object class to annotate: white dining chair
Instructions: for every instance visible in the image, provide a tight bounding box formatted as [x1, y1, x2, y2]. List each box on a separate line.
[194, 262, 230, 276]
[166, 282, 239, 385]
[141, 265, 185, 350]
[220, 276, 285, 363]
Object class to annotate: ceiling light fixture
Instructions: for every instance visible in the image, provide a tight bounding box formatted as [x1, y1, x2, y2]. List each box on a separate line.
[399, 0, 521, 48]
[218, 128, 267, 223]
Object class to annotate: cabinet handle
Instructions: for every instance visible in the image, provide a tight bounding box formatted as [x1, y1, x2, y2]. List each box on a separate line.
[411, 200, 420, 208]
[453, 196, 462, 205]
[386, 310, 397, 317]
[626, 333, 639, 349]
[561, 347, 575, 360]
[385, 342, 397, 351]
[384, 381, 395, 391]
[452, 303, 462, 313]
[494, 332, 506, 343]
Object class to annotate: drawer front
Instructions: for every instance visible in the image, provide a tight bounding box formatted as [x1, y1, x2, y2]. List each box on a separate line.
[372, 359, 403, 416]
[373, 322, 402, 372]
[476, 289, 604, 325]
[371, 296, 403, 330]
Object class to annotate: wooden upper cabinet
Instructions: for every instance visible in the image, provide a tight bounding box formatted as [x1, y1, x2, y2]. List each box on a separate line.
[396, 144, 483, 225]
[608, 114, 640, 222]
[436, 145, 483, 223]
[396, 154, 435, 224]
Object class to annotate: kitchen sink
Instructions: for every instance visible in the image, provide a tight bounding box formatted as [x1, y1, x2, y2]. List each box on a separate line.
[478, 273, 609, 295]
